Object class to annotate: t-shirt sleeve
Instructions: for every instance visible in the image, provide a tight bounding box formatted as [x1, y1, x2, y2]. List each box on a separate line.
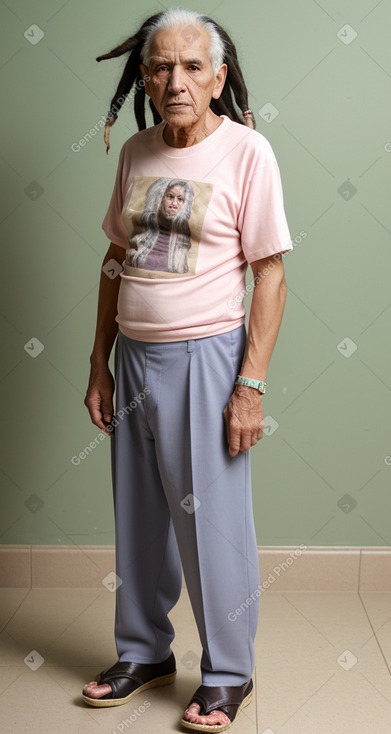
[238, 158, 293, 263]
[101, 141, 130, 250]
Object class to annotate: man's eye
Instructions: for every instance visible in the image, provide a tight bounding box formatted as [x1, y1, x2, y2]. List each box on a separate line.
[188, 65, 199, 71]
[156, 65, 169, 72]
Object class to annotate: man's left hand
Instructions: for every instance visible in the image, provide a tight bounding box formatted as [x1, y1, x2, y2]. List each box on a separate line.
[223, 385, 266, 457]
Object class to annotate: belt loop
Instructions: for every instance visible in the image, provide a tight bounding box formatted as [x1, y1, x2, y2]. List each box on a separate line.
[187, 340, 195, 353]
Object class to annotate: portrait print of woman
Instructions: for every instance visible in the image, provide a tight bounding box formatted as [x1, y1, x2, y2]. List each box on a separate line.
[126, 177, 195, 273]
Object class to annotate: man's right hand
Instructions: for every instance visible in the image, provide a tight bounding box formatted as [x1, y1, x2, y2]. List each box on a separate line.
[84, 365, 116, 436]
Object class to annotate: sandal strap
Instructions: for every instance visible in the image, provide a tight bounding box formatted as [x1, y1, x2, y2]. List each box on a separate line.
[99, 652, 176, 687]
[187, 678, 253, 721]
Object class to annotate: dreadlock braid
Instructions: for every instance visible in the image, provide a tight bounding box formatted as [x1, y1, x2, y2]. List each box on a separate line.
[204, 17, 254, 126]
[96, 10, 255, 153]
[96, 12, 164, 153]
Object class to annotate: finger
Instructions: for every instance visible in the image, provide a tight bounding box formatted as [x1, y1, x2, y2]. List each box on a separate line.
[223, 407, 231, 446]
[102, 418, 115, 437]
[228, 424, 241, 457]
[101, 401, 114, 425]
[239, 432, 253, 453]
[84, 395, 114, 435]
[84, 401, 108, 432]
[90, 409, 113, 434]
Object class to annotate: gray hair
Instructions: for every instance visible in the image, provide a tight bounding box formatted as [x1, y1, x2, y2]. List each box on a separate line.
[96, 8, 255, 150]
[140, 7, 225, 75]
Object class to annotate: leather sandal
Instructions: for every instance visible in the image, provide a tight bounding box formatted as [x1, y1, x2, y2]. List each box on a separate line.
[81, 651, 176, 708]
[180, 678, 253, 732]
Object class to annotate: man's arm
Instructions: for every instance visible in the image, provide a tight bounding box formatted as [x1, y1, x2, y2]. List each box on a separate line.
[223, 253, 288, 457]
[84, 241, 125, 435]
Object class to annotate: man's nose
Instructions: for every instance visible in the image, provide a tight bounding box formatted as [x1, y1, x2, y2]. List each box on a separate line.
[168, 66, 186, 94]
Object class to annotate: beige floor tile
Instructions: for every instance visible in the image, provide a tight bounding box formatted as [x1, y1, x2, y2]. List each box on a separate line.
[256, 665, 391, 734]
[42, 590, 117, 668]
[0, 663, 255, 734]
[360, 593, 391, 670]
[0, 664, 126, 734]
[0, 585, 256, 734]
[255, 592, 385, 669]
[4, 587, 391, 734]
[1, 588, 116, 667]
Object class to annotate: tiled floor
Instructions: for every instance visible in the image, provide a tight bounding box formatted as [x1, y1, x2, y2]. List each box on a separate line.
[1, 585, 391, 733]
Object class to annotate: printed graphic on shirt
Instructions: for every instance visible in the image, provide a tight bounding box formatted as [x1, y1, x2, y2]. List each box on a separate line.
[122, 176, 213, 277]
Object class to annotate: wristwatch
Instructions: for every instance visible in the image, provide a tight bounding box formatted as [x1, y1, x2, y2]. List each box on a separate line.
[235, 375, 267, 394]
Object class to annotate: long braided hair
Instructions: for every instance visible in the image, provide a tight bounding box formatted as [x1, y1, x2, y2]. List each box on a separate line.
[96, 10, 255, 154]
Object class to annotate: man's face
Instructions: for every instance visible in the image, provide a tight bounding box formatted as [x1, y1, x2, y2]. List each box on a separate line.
[162, 185, 185, 219]
[140, 24, 227, 130]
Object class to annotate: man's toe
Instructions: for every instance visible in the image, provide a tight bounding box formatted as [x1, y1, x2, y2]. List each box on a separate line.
[83, 682, 112, 699]
[184, 703, 231, 726]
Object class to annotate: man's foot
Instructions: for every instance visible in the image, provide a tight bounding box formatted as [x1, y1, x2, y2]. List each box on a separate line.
[82, 684, 231, 725]
[180, 679, 253, 731]
[81, 654, 176, 708]
[183, 703, 231, 727]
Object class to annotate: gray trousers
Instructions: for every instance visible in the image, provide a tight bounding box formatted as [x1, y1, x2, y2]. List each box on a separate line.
[110, 325, 260, 686]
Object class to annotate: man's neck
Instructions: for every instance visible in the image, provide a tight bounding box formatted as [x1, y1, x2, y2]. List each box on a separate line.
[163, 112, 222, 148]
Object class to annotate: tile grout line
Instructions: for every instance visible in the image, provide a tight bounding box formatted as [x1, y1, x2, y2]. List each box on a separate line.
[358, 591, 391, 679]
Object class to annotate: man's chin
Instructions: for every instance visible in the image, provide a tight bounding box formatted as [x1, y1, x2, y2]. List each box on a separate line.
[164, 105, 194, 119]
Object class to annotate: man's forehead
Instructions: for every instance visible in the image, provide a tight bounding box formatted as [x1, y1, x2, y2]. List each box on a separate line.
[149, 24, 211, 56]
[147, 53, 206, 66]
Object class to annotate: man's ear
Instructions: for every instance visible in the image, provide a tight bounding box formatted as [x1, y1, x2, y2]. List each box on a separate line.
[212, 63, 228, 100]
[139, 64, 151, 96]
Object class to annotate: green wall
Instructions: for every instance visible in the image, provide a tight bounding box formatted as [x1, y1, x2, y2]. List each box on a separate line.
[1, 0, 390, 546]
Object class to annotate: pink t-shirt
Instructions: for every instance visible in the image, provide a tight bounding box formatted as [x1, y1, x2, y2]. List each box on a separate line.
[101, 114, 293, 342]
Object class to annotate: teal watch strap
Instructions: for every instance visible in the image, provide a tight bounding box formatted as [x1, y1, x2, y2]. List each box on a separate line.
[235, 375, 267, 394]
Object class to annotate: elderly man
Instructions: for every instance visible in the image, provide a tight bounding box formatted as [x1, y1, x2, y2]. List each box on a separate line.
[82, 7, 292, 731]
